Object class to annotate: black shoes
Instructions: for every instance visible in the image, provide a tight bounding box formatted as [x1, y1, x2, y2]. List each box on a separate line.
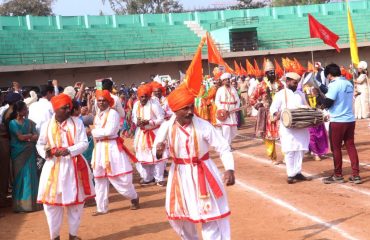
[349, 176, 362, 184]
[322, 175, 345, 184]
[287, 173, 311, 184]
[130, 197, 140, 210]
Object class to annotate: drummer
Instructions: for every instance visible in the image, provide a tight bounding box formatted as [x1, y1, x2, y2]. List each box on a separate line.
[215, 73, 241, 149]
[270, 72, 311, 184]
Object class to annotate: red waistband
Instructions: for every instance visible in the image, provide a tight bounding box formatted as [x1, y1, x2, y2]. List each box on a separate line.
[220, 101, 237, 104]
[173, 152, 209, 165]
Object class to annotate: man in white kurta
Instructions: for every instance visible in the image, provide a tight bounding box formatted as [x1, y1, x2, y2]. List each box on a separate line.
[151, 81, 173, 120]
[154, 84, 235, 240]
[215, 73, 241, 147]
[269, 72, 311, 184]
[37, 94, 95, 240]
[92, 90, 139, 215]
[132, 84, 168, 185]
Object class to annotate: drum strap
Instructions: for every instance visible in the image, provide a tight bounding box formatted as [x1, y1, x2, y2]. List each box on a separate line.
[284, 88, 288, 109]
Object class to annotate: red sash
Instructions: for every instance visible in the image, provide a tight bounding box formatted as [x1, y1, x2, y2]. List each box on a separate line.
[173, 152, 223, 199]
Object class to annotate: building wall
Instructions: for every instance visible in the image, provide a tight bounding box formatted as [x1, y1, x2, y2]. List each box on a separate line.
[1, 47, 369, 88]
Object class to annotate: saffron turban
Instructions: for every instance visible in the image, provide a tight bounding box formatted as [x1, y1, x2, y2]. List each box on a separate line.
[137, 84, 152, 98]
[151, 81, 166, 96]
[264, 59, 275, 72]
[167, 84, 195, 112]
[51, 93, 72, 111]
[95, 90, 114, 107]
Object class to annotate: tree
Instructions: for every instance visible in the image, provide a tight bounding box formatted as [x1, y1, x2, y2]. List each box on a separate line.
[103, 0, 183, 14]
[233, 0, 270, 9]
[0, 0, 54, 16]
[272, 0, 328, 7]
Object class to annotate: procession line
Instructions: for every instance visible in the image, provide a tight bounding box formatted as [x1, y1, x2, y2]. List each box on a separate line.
[234, 151, 370, 198]
[236, 179, 360, 240]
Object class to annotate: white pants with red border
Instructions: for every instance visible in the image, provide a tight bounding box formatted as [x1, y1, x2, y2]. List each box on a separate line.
[169, 217, 230, 240]
[94, 173, 137, 213]
[135, 161, 166, 182]
[43, 204, 84, 239]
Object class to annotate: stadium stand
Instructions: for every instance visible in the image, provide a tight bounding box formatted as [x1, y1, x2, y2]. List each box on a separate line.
[0, 0, 369, 66]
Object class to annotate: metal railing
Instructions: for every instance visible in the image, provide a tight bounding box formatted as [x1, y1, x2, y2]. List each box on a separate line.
[209, 17, 259, 30]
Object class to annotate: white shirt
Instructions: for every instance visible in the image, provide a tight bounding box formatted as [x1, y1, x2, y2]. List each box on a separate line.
[270, 88, 310, 153]
[28, 98, 54, 134]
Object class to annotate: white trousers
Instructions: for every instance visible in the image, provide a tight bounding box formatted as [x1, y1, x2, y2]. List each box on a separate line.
[218, 125, 237, 145]
[94, 174, 138, 213]
[169, 218, 230, 240]
[285, 151, 304, 177]
[136, 161, 166, 182]
[43, 204, 84, 239]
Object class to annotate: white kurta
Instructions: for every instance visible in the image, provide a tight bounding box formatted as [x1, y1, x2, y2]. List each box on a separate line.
[132, 99, 168, 164]
[215, 86, 240, 126]
[37, 116, 95, 205]
[153, 96, 173, 120]
[154, 115, 234, 222]
[269, 88, 310, 153]
[91, 108, 133, 178]
[28, 98, 54, 134]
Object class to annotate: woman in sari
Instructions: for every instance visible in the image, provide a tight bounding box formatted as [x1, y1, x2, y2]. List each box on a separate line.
[8, 101, 39, 212]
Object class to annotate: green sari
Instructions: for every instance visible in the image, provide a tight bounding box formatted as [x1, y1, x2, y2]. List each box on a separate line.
[9, 119, 39, 212]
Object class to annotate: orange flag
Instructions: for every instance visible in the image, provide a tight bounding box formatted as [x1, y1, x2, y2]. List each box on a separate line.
[274, 59, 284, 78]
[262, 58, 267, 72]
[240, 63, 247, 76]
[206, 32, 234, 74]
[307, 61, 315, 72]
[184, 36, 206, 96]
[254, 59, 263, 77]
[234, 60, 241, 75]
[246, 59, 255, 76]
[294, 58, 306, 75]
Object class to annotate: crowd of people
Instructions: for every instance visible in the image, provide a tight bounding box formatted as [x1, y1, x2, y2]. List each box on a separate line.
[0, 57, 368, 239]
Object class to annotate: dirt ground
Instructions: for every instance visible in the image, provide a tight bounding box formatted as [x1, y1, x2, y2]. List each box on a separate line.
[1, 118, 370, 240]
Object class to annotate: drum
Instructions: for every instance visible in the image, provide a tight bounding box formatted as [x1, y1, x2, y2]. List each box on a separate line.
[216, 109, 230, 122]
[281, 108, 324, 129]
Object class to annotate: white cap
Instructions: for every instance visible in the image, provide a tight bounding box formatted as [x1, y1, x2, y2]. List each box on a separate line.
[286, 72, 301, 81]
[63, 86, 76, 100]
[358, 61, 368, 70]
[220, 72, 231, 80]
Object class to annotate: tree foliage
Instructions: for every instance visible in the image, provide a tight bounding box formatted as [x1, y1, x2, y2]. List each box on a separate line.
[103, 0, 183, 14]
[272, 0, 328, 7]
[0, 0, 54, 16]
[233, 0, 270, 9]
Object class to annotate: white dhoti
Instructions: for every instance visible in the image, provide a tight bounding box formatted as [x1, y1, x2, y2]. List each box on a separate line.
[135, 161, 166, 182]
[169, 218, 231, 240]
[95, 174, 138, 213]
[43, 204, 84, 239]
[285, 151, 304, 177]
[217, 125, 237, 145]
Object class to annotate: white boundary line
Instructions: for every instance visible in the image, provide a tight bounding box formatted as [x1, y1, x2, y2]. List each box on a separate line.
[236, 179, 360, 240]
[234, 150, 370, 198]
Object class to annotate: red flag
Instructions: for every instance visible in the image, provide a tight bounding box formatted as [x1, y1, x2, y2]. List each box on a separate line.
[308, 14, 340, 52]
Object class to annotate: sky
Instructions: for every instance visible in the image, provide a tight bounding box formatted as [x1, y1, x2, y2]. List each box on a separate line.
[53, 0, 220, 16]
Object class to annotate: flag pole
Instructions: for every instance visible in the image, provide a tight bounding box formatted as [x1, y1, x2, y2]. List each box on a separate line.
[310, 40, 315, 66]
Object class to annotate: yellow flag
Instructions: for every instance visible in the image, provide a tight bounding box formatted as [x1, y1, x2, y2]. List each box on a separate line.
[347, 6, 359, 66]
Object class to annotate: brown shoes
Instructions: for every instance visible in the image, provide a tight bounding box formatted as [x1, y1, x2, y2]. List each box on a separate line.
[69, 234, 81, 240]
